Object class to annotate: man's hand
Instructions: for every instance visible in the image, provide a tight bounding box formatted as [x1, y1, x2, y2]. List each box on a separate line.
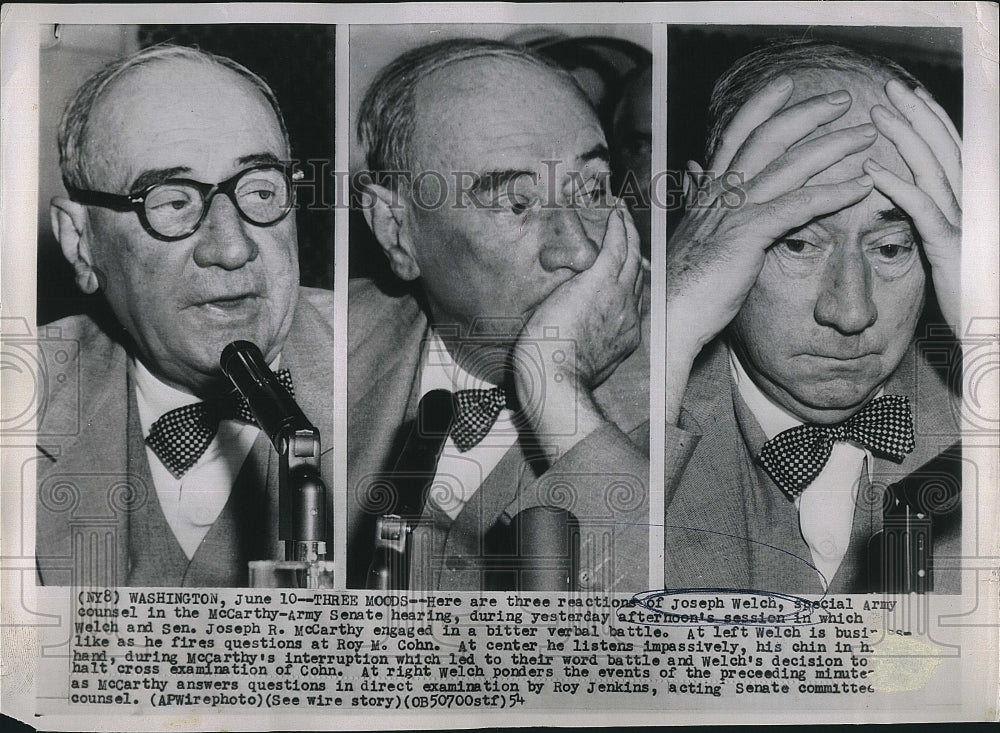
[864, 79, 962, 335]
[513, 200, 644, 461]
[665, 77, 879, 421]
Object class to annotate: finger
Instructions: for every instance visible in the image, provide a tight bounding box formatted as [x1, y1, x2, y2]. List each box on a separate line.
[745, 123, 877, 204]
[871, 104, 961, 219]
[608, 199, 642, 283]
[886, 79, 961, 197]
[618, 202, 643, 286]
[683, 160, 704, 207]
[711, 75, 794, 171]
[863, 158, 959, 254]
[726, 90, 855, 180]
[596, 200, 629, 273]
[746, 175, 875, 244]
[914, 86, 962, 149]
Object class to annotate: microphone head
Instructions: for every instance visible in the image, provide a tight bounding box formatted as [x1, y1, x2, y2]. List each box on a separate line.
[220, 340, 264, 374]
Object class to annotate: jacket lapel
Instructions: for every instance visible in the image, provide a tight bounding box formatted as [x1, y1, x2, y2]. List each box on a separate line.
[666, 341, 753, 588]
[346, 283, 428, 584]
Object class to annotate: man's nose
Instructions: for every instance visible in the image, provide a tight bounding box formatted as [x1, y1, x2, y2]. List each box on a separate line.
[191, 194, 259, 270]
[538, 208, 601, 273]
[813, 245, 878, 334]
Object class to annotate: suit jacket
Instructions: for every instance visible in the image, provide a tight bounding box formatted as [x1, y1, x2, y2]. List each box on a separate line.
[35, 287, 336, 587]
[664, 338, 962, 594]
[347, 279, 650, 592]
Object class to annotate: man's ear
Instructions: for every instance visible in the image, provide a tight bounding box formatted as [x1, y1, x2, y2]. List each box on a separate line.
[361, 182, 421, 281]
[50, 196, 100, 294]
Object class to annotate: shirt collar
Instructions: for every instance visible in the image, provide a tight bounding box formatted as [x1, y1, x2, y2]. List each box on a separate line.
[729, 348, 802, 441]
[729, 346, 884, 441]
[419, 329, 498, 397]
[132, 354, 281, 436]
[132, 358, 201, 438]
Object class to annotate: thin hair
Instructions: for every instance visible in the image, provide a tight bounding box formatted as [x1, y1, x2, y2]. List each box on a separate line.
[357, 38, 580, 188]
[58, 43, 290, 191]
[706, 39, 924, 160]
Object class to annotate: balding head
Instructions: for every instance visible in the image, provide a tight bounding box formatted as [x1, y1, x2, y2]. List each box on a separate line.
[706, 40, 922, 161]
[58, 44, 289, 191]
[357, 38, 583, 186]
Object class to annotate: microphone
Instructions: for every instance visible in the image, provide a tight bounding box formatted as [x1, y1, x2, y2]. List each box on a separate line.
[866, 442, 962, 594]
[220, 340, 313, 451]
[510, 506, 580, 591]
[220, 341, 328, 580]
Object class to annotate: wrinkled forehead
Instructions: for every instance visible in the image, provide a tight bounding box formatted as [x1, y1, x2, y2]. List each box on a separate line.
[84, 59, 287, 187]
[786, 68, 911, 184]
[411, 56, 604, 171]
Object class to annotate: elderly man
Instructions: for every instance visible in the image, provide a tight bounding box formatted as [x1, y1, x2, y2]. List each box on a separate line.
[664, 40, 962, 594]
[36, 45, 335, 586]
[348, 39, 649, 592]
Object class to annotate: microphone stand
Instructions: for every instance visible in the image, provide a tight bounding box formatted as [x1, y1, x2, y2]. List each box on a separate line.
[221, 341, 335, 589]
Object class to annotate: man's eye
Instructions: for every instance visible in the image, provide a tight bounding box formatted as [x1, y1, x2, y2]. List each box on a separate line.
[866, 234, 916, 265]
[501, 195, 536, 214]
[238, 179, 279, 200]
[146, 187, 197, 211]
[877, 244, 905, 258]
[775, 238, 818, 256]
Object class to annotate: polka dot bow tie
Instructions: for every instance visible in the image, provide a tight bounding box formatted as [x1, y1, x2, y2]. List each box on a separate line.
[146, 369, 294, 478]
[450, 387, 507, 452]
[758, 395, 915, 500]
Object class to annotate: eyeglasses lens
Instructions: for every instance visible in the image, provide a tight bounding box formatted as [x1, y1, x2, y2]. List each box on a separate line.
[143, 167, 292, 238]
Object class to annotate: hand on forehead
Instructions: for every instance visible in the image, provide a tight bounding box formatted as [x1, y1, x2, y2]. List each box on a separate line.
[786, 69, 913, 185]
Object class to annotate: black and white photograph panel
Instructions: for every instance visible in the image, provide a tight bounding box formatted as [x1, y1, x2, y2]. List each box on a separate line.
[664, 26, 964, 595]
[35, 24, 337, 587]
[347, 24, 653, 592]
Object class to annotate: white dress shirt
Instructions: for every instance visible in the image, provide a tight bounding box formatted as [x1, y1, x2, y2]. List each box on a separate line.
[730, 351, 871, 589]
[419, 331, 518, 520]
[132, 359, 262, 559]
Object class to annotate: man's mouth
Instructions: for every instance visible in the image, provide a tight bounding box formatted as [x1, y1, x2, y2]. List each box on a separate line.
[799, 351, 880, 366]
[192, 292, 260, 311]
[808, 353, 875, 360]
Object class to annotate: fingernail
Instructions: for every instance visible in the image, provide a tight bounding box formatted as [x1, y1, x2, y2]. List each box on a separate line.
[871, 104, 893, 121]
[856, 175, 874, 187]
[864, 159, 884, 172]
[772, 75, 793, 92]
[826, 90, 851, 104]
[914, 86, 932, 101]
[886, 78, 909, 95]
[858, 123, 877, 137]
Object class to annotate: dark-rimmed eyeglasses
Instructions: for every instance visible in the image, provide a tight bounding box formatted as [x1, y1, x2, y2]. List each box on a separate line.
[65, 164, 301, 242]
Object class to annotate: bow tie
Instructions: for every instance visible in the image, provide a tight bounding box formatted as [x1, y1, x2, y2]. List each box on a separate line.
[451, 387, 508, 452]
[146, 369, 294, 478]
[758, 395, 915, 500]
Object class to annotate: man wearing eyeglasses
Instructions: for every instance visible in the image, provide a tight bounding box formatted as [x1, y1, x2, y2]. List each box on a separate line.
[35, 45, 335, 587]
